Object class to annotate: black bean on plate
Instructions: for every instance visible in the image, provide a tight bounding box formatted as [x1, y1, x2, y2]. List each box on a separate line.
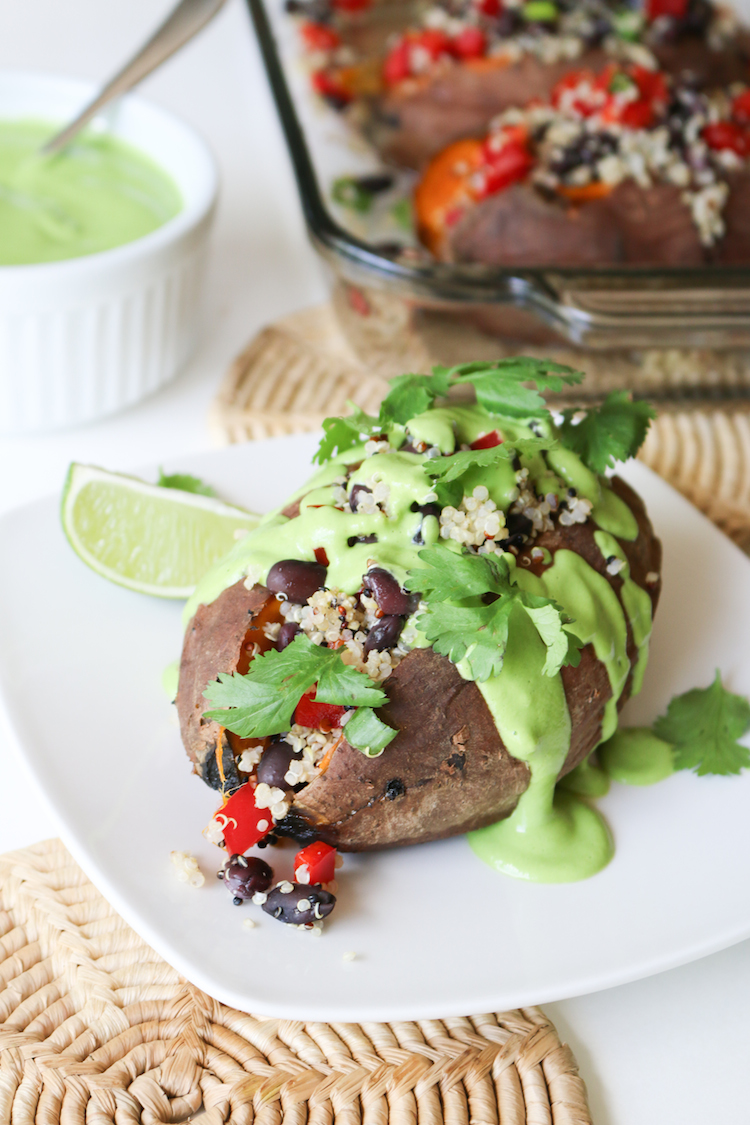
[262, 881, 337, 925]
[276, 621, 301, 650]
[221, 855, 274, 904]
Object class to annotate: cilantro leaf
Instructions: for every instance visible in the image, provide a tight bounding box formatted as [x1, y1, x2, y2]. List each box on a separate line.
[203, 634, 386, 738]
[158, 469, 216, 497]
[653, 671, 750, 776]
[344, 707, 397, 757]
[406, 548, 581, 682]
[559, 391, 656, 474]
[423, 437, 553, 485]
[448, 358, 584, 419]
[379, 369, 452, 426]
[419, 600, 513, 681]
[313, 404, 381, 465]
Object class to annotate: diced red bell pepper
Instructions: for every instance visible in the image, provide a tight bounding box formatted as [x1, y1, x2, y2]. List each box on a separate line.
[314, 547, 330, 567]
[732, 90, 750, 124]
[478, 0, 502, 14]
[347, 285, 371, 316]
[332, 0, 372, 10]
[620, 99, 655, 129]
[213, 784, 273, 854]
[311, 69, 353, 104]
[294, 689, 347, 731]
[301, 22, 341, 51]
[703, 121, 750, 156]
[294, 841, 338, 885]
[383, 39, 412, 85]
[646, 0, 688, 19]
[470, 429, 503, 450]
[477, 141, 533, 198]
[452, 26, 487, 59]
[415, 29, 455, 60]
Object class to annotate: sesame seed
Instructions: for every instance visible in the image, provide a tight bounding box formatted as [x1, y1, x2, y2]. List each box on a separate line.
[252, 891, 268, 905]
[242, 919, 257, 930]
[279, 881, 294, 894]
[342, 951, 357, 962]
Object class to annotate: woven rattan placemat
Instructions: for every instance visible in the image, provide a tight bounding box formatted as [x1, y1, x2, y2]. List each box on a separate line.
[211, 305, 750, 555]
[0, 840, 590, 1125]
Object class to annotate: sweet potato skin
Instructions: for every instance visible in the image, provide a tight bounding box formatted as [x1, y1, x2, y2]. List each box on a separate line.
[177, 477, 661, 850]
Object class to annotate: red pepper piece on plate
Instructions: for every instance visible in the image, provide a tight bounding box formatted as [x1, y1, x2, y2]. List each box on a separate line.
[314, 547, 330, 567]
[214, 784, 273, 854]
[294, 841, 338, 885]
[470, 429, 503, 450]
[294, 689, 347, 731]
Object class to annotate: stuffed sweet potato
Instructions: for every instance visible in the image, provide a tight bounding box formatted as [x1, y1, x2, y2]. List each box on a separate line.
[177, 361, 662, 890]
[415, 66, 750, 266]
[297, 0, 750, 169]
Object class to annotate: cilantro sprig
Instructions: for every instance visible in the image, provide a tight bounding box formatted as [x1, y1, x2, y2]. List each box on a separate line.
[158, 469, 216, 497]
[203, 634, 395, 753]
[312, 358, 584, 466]
[423, 436, 553, 485]
[406, 548, 583, 682]
[559, 391, 657, 475]
[653, 671, 750, 776]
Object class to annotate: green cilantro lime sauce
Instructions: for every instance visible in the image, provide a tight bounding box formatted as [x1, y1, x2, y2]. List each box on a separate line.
[593, 531, 653, 695]
[466, 608, 613, 883]
[184, 399, 653, 883]
[0, 120, 181, 264]
[558, 757, 611, 797]
[598, 728, 675, 785]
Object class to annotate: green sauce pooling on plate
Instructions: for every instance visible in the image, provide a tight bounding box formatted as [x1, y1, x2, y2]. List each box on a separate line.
[184, 383, 662, 885]
[0, 121, 181, 264]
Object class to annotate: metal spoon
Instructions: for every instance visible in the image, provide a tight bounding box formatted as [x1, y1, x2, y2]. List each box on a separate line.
[41, 0, 227, 156]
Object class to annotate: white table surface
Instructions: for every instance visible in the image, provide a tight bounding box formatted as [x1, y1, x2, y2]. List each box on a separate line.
[0, 2, 748, 1121]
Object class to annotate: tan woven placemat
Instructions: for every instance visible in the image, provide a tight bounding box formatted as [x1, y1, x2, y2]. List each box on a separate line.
[0, 840, 591, 1125]
[211, 305, 750, 554]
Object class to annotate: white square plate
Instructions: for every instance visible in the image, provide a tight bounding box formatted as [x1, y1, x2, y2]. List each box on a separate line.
[1, 435, 749, 1022]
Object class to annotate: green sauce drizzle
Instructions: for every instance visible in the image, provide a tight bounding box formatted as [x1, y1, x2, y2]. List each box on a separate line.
[598, 728, 675, 786]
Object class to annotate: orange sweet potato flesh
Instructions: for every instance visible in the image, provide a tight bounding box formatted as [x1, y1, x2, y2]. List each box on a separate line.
[176, 477, 661, 850]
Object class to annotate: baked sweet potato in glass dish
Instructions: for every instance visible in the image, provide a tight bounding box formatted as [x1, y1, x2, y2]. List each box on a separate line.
[176, 359, 663, 922]
[291, 0, 750, 169]
[414, 64, 750, 268]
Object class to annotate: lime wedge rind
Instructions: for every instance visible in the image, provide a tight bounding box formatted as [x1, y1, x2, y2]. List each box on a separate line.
[61, 463, 259, 599]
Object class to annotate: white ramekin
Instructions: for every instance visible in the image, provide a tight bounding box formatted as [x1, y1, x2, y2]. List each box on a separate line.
[0, 72, 218, 434]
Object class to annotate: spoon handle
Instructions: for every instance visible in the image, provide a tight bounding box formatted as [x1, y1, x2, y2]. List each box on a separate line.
[42, 0, 227, 155]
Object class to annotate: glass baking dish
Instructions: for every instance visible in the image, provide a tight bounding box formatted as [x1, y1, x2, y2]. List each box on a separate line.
[247, 0, 750, 398]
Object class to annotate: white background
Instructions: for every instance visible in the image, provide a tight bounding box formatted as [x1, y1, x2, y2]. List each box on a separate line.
[0, 1, 749, 1120]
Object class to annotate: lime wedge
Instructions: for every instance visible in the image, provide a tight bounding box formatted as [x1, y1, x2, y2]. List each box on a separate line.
[61, 463, 260, 598]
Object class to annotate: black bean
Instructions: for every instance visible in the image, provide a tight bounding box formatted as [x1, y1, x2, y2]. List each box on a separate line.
[257, 741, 303, 791]
[385, 778, 406, 800]
[276, 622, 301, 651]
[349, 483, 372, 511]
[364, 615, 404, 653]
[363, 567, 418, 616]
[352, 173, 394, 195]
[222, 855, 273, 901]
[266, 559, 326, 604]
[262, 882, 336, 925]
[347, 534, 378, 547]
[410, 500, 441, 518]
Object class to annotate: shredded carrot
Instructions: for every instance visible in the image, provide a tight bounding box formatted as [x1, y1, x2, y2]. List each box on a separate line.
[317, 731, 346, 776]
